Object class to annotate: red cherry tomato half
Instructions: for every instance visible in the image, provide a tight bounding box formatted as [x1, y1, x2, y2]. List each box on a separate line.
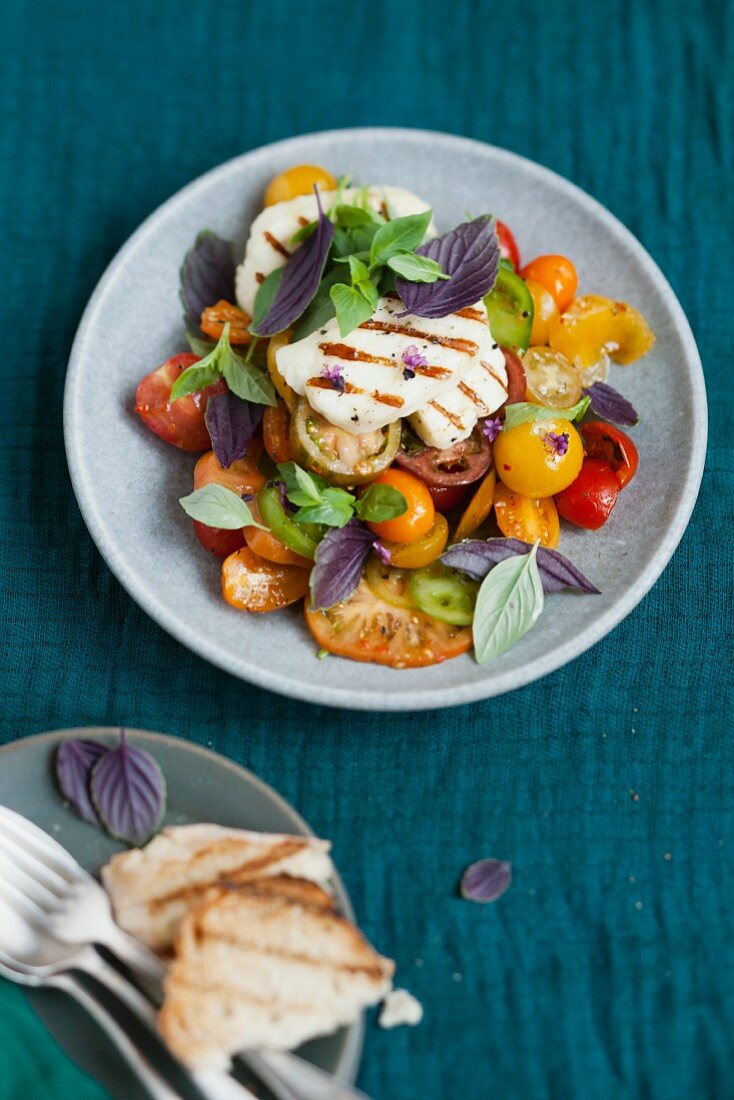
[135, 354, 226, 451]
[427, 483, 471, 512]
[496, 221, 521, 270]
[555, 458, 619, 530]
[192, 520, 245, 559]
[581, 421, 639, 490]
[502, 346, 527, 405]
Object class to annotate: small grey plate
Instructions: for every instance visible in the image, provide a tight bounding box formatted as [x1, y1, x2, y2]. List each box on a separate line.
[0, 728, 362, 1096]
[64, 128, 707, 711]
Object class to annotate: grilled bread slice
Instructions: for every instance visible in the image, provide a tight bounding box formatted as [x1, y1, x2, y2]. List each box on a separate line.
[158, 880, 394, 1069]
[101, 824, 333, 953]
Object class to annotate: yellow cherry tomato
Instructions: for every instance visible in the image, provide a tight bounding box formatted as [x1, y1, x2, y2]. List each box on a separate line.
[365, 469, 435, 544]
[266, 330, 298, 411]
[264, 165, 338, 207]
[382, 514, 449, 568]
[520, 255, 578, 312]
[493, 483, 560, 549]
[525, 279, 560, 346]
[494, 418, 583, 497]
[453, 468, 496, 543]
[549, 295, 655, 369]
[522, 347, 583, 408]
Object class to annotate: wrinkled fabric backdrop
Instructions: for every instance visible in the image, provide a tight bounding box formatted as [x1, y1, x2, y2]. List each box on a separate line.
[0, 0, 732, 1097]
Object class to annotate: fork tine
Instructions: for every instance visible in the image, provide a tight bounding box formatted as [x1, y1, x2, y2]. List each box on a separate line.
[0, 807, 85, 882]
[0, 847, 66, 913]
[0, 872, 53, 930]
[0, 829, 73, 898]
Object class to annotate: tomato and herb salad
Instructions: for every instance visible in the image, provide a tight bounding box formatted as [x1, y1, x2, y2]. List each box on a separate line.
[135, 164, 654, 668]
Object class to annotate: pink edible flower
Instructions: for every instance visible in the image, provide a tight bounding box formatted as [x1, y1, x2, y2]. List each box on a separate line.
[321, 364, 345, 393]
[545, 431, 569, 456]
[402, 345, 428, 379]
[372, 540, 392, 565]
[481, 417, 502, 442]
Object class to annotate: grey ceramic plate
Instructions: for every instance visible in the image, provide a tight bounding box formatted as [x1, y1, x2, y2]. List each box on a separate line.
[64, 128, 706, 711]
[0, 728, 362, 1097]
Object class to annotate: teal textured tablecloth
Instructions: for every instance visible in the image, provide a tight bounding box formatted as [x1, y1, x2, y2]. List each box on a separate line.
[0, 1, 732, 1097]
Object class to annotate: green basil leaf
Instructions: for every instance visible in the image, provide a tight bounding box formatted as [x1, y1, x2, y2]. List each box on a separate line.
[503, 398, 590, 432]
[348, 255, 371, 284]
[221, 347, 276, 406]
[330, 283, 375, 337]
[278, 461, 329, 507]
[355, 484, 408, 522]
[178, 484, 265, 530]
[369, 210, 433, 265]
[251, 268, 284, 334]
[185, 331, 217, 357]
[334, 204, 376, 227]
[472, 542, 544, 663]
[170, 354, 223, 401]
[386, 252, 448, 283]
[295, 488, 355, 528]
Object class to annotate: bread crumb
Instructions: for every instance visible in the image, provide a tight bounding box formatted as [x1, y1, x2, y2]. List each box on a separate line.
[379, 989, 423, 1029]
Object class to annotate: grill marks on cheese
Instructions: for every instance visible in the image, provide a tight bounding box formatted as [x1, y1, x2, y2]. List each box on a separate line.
[276, 297, 509, 449]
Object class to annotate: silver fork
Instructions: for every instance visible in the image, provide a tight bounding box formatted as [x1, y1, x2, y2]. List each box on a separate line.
[0, 806, 371, 1100]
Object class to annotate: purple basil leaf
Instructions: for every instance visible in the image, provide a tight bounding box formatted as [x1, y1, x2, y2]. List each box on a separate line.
[461, 859, 512, 904]
[179, 231, 236, 331]
[441, 538, 600, 594]
[254, 189, 335, 337]
[583, 382, 639, 426]
[309, 520, 374, 610]
[55, 739, 109, 825]
[205, 392, 263, 469]
[396, 216, 500, 319]
[90, 730, 166, 846]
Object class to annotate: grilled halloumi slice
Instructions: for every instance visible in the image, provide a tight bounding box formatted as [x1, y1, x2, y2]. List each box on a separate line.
[235, 185, 433, 316]
[275, 296, 507, 447]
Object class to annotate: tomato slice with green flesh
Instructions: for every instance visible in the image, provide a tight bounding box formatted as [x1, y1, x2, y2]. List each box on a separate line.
[381, 513, 449, 569]
[554, 458, 619, 529]
[256, 485, 324, 560]
[364, 558, 415, 608]
[409, 564, 478, 627]
[222, 547, 310, 612]
[453, 468, 496, 543]
[581, 421, 639, 489]
[305, 578, 473, 668]
[135, 354, 226, 451]
[394, 428, 493, 487]
[291, 398, 401, 486]
[484, 268, 534, 353]
[494, 482, 561, 549]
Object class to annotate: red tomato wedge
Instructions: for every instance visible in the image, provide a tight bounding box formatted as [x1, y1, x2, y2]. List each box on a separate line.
[502, 347, 527, 406]
[135, 354, 225, 451]
[263, 401, 293, 464]
[581, 422, 639, 489]
[496, 221, 521, 269]
[305, 579, 473, 668]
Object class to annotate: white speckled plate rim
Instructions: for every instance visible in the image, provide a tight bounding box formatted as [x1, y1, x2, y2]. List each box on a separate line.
[64, 127, 707, 711]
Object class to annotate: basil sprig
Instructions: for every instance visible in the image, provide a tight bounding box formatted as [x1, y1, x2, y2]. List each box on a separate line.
[170, 324, 276, 406]
[472, 541, 545, 663]
[503, 397, 590, 432]
[278, 462, 407, 529]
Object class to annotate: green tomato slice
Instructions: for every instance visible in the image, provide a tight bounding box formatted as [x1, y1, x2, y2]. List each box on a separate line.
[409, 564, 479, 626]
[256, 485, 324, 560]
[484, 267, 534, 352]
[364, 557, 415, 609]
[290, 398, 402, 487]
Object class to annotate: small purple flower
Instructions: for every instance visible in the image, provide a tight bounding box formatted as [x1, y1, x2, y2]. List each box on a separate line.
[402, 345, 428, 373]
[545, 431, 569, 456]
[372, 540, 392, 565]
[481, 417, 502, 443]
[321, 364, 345, 394]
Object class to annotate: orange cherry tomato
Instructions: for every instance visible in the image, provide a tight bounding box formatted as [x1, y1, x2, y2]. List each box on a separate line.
[520, 255, 578, 313]
[305, 579, 472, 668]
[222, 547, 310, 612]
[135, 354, 226, 452]
[382, 514, 449, 569]
[200, 301, 252, 345]
[494, 482, 560, 549]
[581, 421, 639, 489]
[264, 165, 338, 207]
[243, 500, 311, 567]
[263, 401, 293, 463]
[453, 468, 497, 542]
[365, 469, 435, 544]
[192, 451, 266, 559]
